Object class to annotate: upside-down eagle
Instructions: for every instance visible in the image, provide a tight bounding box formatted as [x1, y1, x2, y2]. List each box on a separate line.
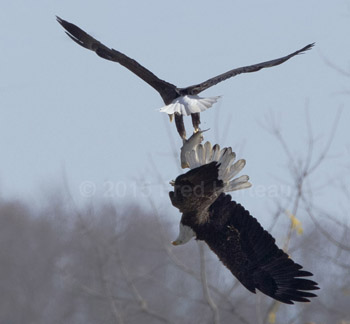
[170, 140, 319, 304]
[56, 16, 314, 139]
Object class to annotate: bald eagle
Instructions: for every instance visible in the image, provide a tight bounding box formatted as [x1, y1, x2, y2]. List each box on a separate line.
[56, 16, 314, 139]
[170, 143, 319, 304]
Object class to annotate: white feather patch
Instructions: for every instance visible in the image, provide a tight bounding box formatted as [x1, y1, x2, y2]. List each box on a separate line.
[159, 95, 221, 116]
[204, 141, 213, 163]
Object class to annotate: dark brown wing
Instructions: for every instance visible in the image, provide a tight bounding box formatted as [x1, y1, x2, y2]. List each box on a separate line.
[196, 193, 319, 304]
[169, 162, 224, 218]
[56, 16, 178, 104]
[181, 43, 315, 95]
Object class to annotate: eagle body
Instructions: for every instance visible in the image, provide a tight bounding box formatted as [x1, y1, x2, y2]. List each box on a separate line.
[57, 16, 314, 139]
[170, 162, 319, 304]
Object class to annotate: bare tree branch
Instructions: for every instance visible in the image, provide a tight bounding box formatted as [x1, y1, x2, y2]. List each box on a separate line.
[198, 242, 221, 324]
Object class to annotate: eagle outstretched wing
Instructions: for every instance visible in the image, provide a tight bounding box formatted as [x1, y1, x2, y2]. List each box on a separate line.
[182, 43, 315, 95]
[196, 192, 319, 304]
[56, 16, 177, 103]
[57, 17, 314, 102]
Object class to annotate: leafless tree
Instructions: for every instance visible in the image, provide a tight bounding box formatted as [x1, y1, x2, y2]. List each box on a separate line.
[1, 78, 350, 323]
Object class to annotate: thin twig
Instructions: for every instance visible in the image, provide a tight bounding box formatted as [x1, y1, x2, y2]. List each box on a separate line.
[198, 242, 220, 324]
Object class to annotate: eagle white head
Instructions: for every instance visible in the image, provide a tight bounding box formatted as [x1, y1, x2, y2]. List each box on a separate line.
[180, 130, 208, 168]
[172, 223, 196, 246]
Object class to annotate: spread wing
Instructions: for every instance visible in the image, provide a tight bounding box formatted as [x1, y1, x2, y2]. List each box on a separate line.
[182, 43, 315, 95]
[56, 16, 178, 103]
[197, 193, 319, 304]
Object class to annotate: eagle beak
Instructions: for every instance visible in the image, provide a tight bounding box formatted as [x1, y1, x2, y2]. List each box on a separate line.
[168, 114, 174, 122]
[171, 240, 181, 246]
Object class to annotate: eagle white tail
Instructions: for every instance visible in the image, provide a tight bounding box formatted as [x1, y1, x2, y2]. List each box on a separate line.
[159, 95, 220, 116]
[182, 140, 252, 193]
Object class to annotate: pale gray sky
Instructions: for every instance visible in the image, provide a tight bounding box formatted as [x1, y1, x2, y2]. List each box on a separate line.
[1, 0, 349, 216]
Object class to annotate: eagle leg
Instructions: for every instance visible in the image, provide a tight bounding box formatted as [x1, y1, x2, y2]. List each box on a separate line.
[191, 113, 201, 133]
[175, 113, 186, 139]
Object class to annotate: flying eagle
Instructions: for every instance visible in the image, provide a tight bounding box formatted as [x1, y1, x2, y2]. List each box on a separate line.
[56, 16, 314, 139]
[170, 143, 319, 304]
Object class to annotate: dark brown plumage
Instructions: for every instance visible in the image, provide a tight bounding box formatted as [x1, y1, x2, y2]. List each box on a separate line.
[170, 162, 319, 304]
[56, 16, 314, 139]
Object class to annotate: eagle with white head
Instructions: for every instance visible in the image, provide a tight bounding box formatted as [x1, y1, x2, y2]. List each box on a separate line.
[170, 139, 319, 304]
